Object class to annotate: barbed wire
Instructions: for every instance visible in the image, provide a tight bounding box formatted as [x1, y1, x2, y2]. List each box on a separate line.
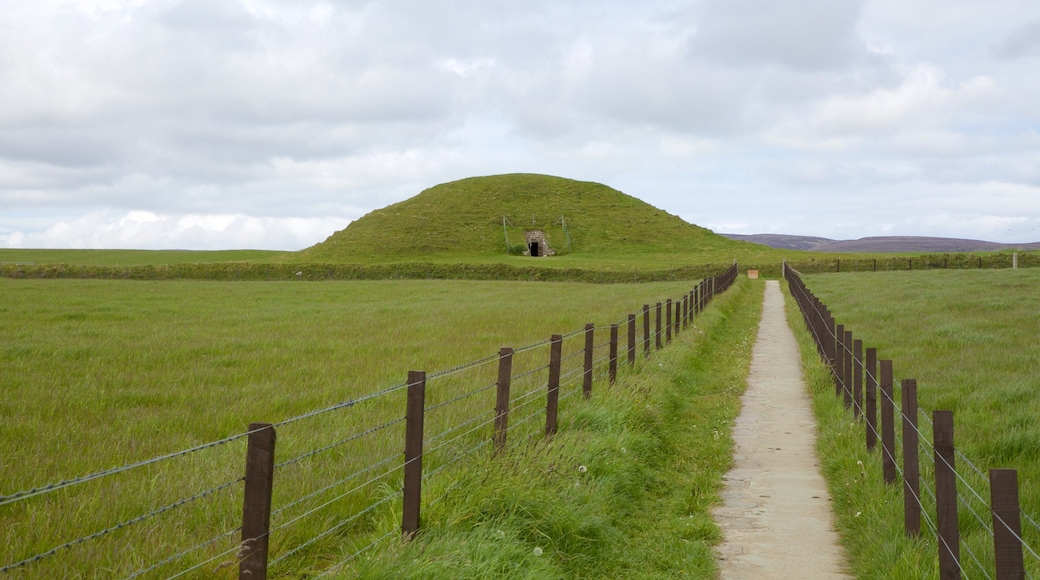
[275, 417, 405, 471]
[427, 410, 495, 445]
[122, 527, 241, 579]
[270, 460, 404, 538]
[423, 414, 498, 460]
[0, 477, 242, 574]
[560, 348, 586, 364]
[314, 527, 397, 578]
[0, 426, 259, 508]
[559, 327, 587, 340]
[275, 380, 410, 428]
[270, 493, 398, 568]
[423, 439, 493, 484]
[426, 353, 499, 381]
[513, 337, 553, 355]
[511, 363, 551, 384]
[425, 381, 496, 413]
[271, 452, 400, 519]
[164, 538, 246, 580]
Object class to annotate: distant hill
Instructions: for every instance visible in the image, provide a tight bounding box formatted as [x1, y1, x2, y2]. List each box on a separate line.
[298, 174, 743, 262]
[721, 234, 1040, 253]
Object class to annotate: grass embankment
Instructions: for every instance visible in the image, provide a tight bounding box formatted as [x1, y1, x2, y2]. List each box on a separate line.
[783, 270, 1040, 578]
[1, 278, 714, 577]
[339, 277, 762, 578]
[0, 260, 742, 283]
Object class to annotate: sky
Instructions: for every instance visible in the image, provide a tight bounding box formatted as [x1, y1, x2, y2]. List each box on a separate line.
[2, 0, 1039, 251]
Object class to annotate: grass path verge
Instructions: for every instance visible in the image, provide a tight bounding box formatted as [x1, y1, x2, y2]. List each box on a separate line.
[782, 279, 941, 578]
[324, 277, 763, 578]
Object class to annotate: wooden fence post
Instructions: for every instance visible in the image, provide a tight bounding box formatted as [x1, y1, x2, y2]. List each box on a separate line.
[643, 305, 651, 357]
[240, 423, 276, 580]
[902, 379, 921, 537]
[853, 339, 863, 418]
[673, 298, 680, 336]
[682, 294, 688, 329]
[835, 324, 845, 399]
[546, 336, 562, 436]
[494, 349, 513, 454]
[933, 410, 961, 579]
[880, 360, 896, 484]
[609, 324, 618, 384]
[627, 314, 636, 366]
[402, 371, 426, 539]
[655, 303, 662, 350]
[583, 324, 594, 398]
[843, 330, 853, 409]
[866, 348, 878, 451]
[665, 299, 673, 344]
[990, 469, 1025, 579]
[826, 312, 836, 379]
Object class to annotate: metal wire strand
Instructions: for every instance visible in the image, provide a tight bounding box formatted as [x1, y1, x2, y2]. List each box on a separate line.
[314, 528, 397, 578]
[513, 337, 553, 354]
[425, 381, 496, 413]
[0, 427, 260, 508]
[164, 539, 248, 580]
[511, 363, 551, 384]
[0, 477, 242, 574]
[275, 417, 405, 471]
[271, 454, 402, 523]
[423, 414, 499, 459]
[271, 452, 400, 519]
[269, 493, 397, 568]
[427, 410, 495, 445]
[426, 353, 499, 381]
[423, 439, 493, 483]
[275, 380, 410, 428]
[122, 527, 241, 580]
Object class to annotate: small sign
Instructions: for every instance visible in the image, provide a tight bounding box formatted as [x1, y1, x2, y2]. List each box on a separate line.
[747, 270, 759, 279]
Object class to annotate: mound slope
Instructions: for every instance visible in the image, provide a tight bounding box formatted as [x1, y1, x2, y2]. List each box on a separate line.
[299, 173, 735, 262]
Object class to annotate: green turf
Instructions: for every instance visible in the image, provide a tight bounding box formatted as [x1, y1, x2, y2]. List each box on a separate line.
[785, 269, 1040, 578]
[295, 173, 748, 263]
[0, 277, 713, 578]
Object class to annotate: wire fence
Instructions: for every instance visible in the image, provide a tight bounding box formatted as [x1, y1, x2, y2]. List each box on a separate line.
[0, 264, 739, 579]
[785, 262, 1038, 579]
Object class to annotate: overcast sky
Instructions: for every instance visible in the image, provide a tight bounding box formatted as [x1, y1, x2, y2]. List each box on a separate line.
[2, 0, 1039, 250]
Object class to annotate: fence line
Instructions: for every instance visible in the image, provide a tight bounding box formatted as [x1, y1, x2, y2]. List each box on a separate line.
[2, 263, 739, 579]
[785, 262, 1036, 579]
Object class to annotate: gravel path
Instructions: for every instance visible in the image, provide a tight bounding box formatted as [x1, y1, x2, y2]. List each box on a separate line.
[713, 280, 851, 579]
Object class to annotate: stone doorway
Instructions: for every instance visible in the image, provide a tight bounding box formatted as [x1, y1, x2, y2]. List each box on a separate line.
[524, 230, 554, 257]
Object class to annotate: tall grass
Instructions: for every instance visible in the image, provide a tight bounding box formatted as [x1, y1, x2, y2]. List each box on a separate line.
[0, 277, 707, 577]
[785, 270, 1040, 578]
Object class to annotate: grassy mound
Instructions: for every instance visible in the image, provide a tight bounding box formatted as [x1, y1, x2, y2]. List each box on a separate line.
[296, 174, 743, 262]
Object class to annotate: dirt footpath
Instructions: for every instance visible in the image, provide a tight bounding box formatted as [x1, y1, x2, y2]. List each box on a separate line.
[713, 280, 851, 579]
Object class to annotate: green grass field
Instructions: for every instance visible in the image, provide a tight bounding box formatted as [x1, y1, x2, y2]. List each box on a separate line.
[786, 269, 1040, 578]
[0, 276, 721, 578]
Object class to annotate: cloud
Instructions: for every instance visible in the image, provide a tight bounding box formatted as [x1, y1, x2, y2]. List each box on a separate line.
[0, 209, 350, 250]
[689, 0, 867, 70]
[1, 0, 1039, 249]
[997, 20, 1040, 59]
